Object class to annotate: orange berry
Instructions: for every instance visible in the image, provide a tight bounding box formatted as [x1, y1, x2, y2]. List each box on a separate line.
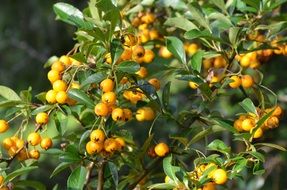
[94, 103, 109, 117]
[90, 129, 106, 142]
[233, 119, 243, 132]
[40, 138, 53, 150]
[229, 75, 241, 88]
[159, 46, 172, 59]
[104, 138, 118, 153]
[2, 137, 15, 150]
[104, 53, 112, 64]
[86, 141, 103, 155]
[143, 49, 155, 63]
[0, 175, 4, 186]
[154, 142, 169, 157]
[213, 56, 226, 68]
[148, 78, 161, 90]
[241, 75, 254, 88]
[47, 70, 61, 83]
[17, 148, 29, 161]
[27, 132, 42, 146]
[132, 45, 145, 59]
[71, 82, 80, 89]
[272, 106, 283, 117]
[0, 120, 9, 133]
[252, 128, 263, 139]
[240, 55, 251, 67]
[56, 91, 68, 104]
[136, 67, 148, 78]
[189, 81, 198, 89]
[187, 43, 199, 56]
[121, 34, 138, 47]
[212, 169, 227, 185]
[123, 108, 133, 121]
[46, 89, 57, 104]
[53, 80, 67, 92]
[8, 146, 18, 157]
[149, 29, 160, 40]
[59, 55, 71, 66]
[241, 118, 255, 131]
[111, 108, 124, 121]
[29, 149, 40, 160]
[120, 48, 133, 61]
[100, 79, 115, 93]
[15, 139, 25, 149]
[101, 92, 117, 106]
[51, 61, 65, 72]
[35, 112, 49, 125]
[115, 137, 125, 149]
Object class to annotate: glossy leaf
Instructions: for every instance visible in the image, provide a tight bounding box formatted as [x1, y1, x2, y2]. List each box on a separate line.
[189, 50, 204, 72]
[0, 85, 21, 101]
[67, 166, 88, 190]
[117, 61, 140, 74]
[239, 98, 257, 115]
[68, 89, 95, 109]
[166, 36, 186, 64]
[4, 166, 38, 183]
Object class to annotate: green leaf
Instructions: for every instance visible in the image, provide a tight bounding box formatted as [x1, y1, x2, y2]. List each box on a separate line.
[148, 183, 176, 189]
[108, 162, 119, 187]
[162, 82, 171, 112]
[184, 29, 227, 44]
[207, 139, 231, 154]
[53, 3, 93, 29]
[111, 39, 124, 65]
[239, 98, 257, 115]
[117, 61, 140, 74]
[242, 0, 260, 11]
[68, 89, 95, 109]
[78, 130, 91, 152]
[4, 166, 38, 183]
[189, 50, 204, 72]
[166, 36, 186, 64]
[253, 161, 265, 175]
[44, 56, 58, 68]
[210, 0, 227, 13]
[213, 119, 237, 133]
[245, 151, 265, 162]
[230, 158, 248, 178]
[229, 27, 241, 46]
[254, 143, 286, 151]
[0, 85, 21, 101]
[187, 3, 210, 30]
[81, 71, 107, 87]
[31, 105, 54, 115]
[0, 100, 23, 108]
[14, 180, 46, 190]
[164, 17, 198, 31]
[67, 166, 88, 190]
[139, 134, 154, 159]
[50, 162, 71, 178]
[163, 155, 180, 183]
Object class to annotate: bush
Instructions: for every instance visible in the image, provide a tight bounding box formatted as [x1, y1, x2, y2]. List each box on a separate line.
[0, 0, 286, 189]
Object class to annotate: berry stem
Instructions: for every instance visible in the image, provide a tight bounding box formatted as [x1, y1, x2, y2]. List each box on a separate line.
[97, 160, 106, 190]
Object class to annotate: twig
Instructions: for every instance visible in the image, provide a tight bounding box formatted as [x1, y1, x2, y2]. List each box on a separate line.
[97, 160, 106, 190]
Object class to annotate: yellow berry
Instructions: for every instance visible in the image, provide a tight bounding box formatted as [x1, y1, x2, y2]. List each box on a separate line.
[0, 120, 9, 133]
[29, 149, 40, 160]
[212, 169, 227, 185]
[53, 80, 67, 92]
[27, 132, 42, 146]
[51, 61, 65, 72]
[154, 142, 169, 157]
[47, 70, 61, 83]
[90, 129, 105, 142]
[101, 92, 117, 106]
[94, 103, 109, 117]
[46, 89, 57, 104]
[56, 91, 68, 104]
[100, 79, 115, 93]
[35, 112, 49, 125]
[86, 141, 103, 155]
[40, 138, 53, 150]
[229, 75, 241, 88]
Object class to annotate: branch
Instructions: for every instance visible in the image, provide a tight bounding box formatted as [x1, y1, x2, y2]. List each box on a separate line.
[97, 160, 106, 190]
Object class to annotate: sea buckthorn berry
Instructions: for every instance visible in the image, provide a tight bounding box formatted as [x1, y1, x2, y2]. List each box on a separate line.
[272, 106, 283, 118]
[112, 108, 124, 121]
[15, 139, 25, 149]
[143, 107, 155, 121]
[132, 45, 145, 59]
[136, 67, 148, 78]
[233, 119, 243, 132]
[159, 46, 172, 59]
[8, 146, 18, 157]
[121, 34, 138, 47]
[241, 118, 255, 131]
[46, 89, 57, 104]
[56, 91, 68, 104]
[213, 56, 227, 68]
[27, 132, 42, 146]
[17, 148, 29, 161]
[35, 112, 49, 125]
[94, 103, 109, 117]
[266, 116, 279, 129]
[143, 49, 155, 63]
[149, 29, 160, 40]
[100, 79, 115, 93]
[154, 142, 170, 157]
[0, 120, 9, 133]
[3, 138, 15, 150]
[187, 43, 199, 56]
[51, 61, 65, 72]
[241, 75, 254, 88]
[101, 92, 117, 106]
[203, 182, 216, 190]
[229, 75, 241, 88]
[59, 55, 71, 66]
[120, 48, 133, 61]
[53, 80, 67, 92]
[115, 137, 125, 150]
[123, 108, 133, 121]
[104, 53, 112, 64]
[90, 129, 105, 142]
[47, 70, 61, 83]
[104, 138, 118, 153]
[29, 149, 40, 160]
[86, 141, 103, 155]
[189, 81, 198, 89]
[252, 128, 263, 139]
[240, 55, 251, 67]
[212, 169, 227, 185]
[148, 78, 161, 91]
[141, 13, 155, 24]
[40, 138, 53, 150]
